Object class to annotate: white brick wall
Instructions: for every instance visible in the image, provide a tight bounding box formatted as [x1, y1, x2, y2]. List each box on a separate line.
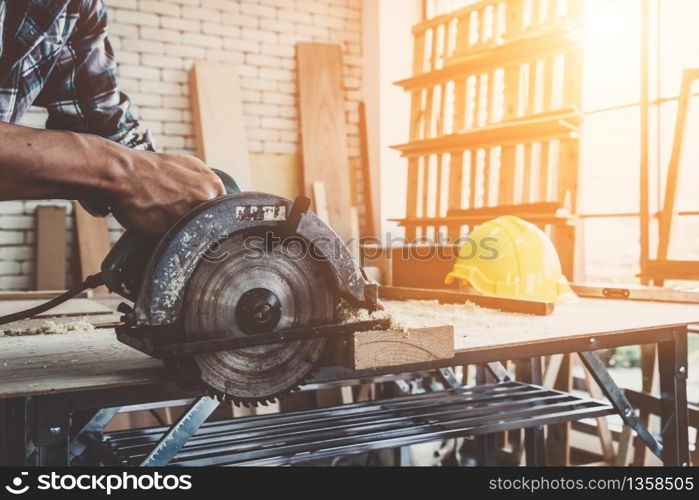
[0, 0, 363, 291]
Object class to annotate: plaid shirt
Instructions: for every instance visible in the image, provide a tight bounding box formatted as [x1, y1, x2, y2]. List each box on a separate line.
[0, 0, 152, 149]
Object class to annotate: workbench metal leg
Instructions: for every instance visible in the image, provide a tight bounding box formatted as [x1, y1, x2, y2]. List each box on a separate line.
[525, 426, 546, 466]
[141, 396, 220, 466]
[393, 446, 411, 466]
[658, 330, 690, 466]
[475, 365, 497, 466]
[70, 407, 121, 463]
[436, 368, 462, 389]
[1, 397, 29, 466]
[520, 358, 546, 466]
[32, 395, 71, 466]
[579, 350, 664, 460]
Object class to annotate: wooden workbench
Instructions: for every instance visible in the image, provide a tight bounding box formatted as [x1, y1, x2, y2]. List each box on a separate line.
[0, 296, 696, 467]
[0, 298, 696, 399]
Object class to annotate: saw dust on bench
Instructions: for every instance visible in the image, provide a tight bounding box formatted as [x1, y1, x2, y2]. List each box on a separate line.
[377, 298, 699, 354]
[1, 318, 96, 337]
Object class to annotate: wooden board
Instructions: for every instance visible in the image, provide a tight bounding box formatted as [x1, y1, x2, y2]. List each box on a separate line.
[74, 204, 111, 294]
[296, 43, 353, 241]
[0, 298, 113, 319]
[351, 326, 454, 370]
[358, 101, 377, 238]
[250, 154, 303, 200]
[190, 61, 252, 189]
[380, 286, 554, 316]
[36, 206, 66, 290]
[312, 181, 330, 224]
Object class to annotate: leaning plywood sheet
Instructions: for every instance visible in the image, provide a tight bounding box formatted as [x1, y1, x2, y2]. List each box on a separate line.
[190, 61, 252, 189]
[297, 43, 353, 241]
[250, 154, 303, 200]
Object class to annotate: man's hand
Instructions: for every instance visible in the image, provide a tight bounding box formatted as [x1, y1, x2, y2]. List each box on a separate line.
[111, 150, 226, 236]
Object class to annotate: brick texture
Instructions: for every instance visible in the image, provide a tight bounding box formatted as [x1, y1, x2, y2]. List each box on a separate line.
[1, 0, 363, 290]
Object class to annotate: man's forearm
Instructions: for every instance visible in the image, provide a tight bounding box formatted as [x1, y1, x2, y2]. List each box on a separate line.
[0, 122, 129, 202]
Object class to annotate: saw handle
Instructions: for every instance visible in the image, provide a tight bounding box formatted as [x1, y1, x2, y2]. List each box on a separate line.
[101, 169, 241, 299]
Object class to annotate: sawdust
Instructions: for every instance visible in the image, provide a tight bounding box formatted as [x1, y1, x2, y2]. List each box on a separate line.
[1, 319, 96, 337]
[337, 299, 504, 332]
[382, 299, 516, 331]
[338, 302, 391, 324]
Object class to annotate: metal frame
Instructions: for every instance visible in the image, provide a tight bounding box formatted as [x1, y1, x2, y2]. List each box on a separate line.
[0, 326, 690, 467]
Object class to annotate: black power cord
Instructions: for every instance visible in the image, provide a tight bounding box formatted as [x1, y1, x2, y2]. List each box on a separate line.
[0, 273, 105, 327]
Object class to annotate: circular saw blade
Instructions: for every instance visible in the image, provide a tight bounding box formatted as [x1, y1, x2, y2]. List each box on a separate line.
[181, 232, 338, 404]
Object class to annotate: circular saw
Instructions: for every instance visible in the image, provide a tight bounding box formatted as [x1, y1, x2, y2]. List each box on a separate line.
[100, 173, 380, 405]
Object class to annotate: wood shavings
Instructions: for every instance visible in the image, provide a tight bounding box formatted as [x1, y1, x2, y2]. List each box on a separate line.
[383, 299, 516, 331]
[2, 319, 96, 337]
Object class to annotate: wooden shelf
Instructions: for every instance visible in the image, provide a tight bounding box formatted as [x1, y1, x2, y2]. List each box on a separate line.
[391, 214, 574, 228]
[397, 29, 580, 90]
[392, 109, 582, 156]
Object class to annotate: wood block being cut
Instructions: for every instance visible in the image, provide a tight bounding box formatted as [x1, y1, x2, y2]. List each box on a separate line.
[351, 326, 454, 370]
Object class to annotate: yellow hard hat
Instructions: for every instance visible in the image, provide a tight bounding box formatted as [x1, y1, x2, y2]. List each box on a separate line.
[445, 216, 577, 304]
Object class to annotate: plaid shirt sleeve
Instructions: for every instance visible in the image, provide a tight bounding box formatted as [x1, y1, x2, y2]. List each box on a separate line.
[33, 0, 153, 150]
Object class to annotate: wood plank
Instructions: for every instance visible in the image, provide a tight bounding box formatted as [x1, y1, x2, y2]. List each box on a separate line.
[380, 286, 554, 316]
[189, 61, 252, 189]
[296, 43, 353, 241]
[312, 181, 331, 225]
[351, 326, 454, 370]
[36, 206, 67, 291]
[358, 101, 377, 238]
[250, 154, 303, 200]
[74, 204, 111, 294]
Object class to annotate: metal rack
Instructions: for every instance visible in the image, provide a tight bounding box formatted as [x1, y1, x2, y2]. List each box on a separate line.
[81, 381, 612, 467]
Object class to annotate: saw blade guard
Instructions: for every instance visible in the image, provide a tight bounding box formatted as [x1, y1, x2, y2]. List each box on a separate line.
[131, 193, 378, 327]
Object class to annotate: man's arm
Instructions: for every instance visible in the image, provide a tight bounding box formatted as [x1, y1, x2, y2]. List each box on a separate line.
[20, 1, 224, 235]
[0, 122, 224, 236]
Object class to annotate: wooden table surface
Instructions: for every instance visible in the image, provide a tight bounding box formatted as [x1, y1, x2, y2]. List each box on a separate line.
[1, 298, 697, 399]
